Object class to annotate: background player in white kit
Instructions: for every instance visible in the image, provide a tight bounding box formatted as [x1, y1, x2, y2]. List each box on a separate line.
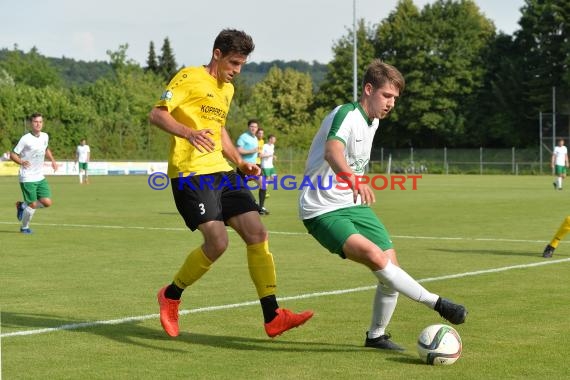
[10, 113, 58, 234]
[259, 134, 277, 214]
[551, 139, 568, 190]
[75, 139, 91, 184]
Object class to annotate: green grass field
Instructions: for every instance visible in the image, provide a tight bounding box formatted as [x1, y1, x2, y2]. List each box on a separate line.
[1, 174, 569, 379]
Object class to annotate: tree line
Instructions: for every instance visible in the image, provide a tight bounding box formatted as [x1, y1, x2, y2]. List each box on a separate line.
[0, 0, 568, 161]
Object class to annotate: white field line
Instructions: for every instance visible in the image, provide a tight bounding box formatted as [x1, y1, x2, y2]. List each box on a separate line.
[2, 258, 569, 338]
[0, 221, 552, 243]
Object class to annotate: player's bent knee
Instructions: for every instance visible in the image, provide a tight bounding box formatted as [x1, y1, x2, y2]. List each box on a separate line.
[240, 224, 268, 245]
[41, 200, 52, 207]
[253, 229, 269, 243]
[204, 240, 229, 257]
[384, 248, 399, 266]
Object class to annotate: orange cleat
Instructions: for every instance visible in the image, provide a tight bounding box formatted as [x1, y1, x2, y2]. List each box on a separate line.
[264, 308, 313, 338]
[157, 286, 181, 337]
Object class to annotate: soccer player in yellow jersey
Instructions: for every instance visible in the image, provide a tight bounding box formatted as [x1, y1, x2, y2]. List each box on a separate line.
[543, 216, 570, 258]
[149, 29, 312, 338]
[255, 127, 269, 213]
[256, 128, 264, 165]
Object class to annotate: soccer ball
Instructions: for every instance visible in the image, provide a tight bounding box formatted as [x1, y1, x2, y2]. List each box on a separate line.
[417, 324, 462, 365]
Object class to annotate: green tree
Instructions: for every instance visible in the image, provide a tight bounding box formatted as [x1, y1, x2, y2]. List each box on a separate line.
[515, 0, 570, 129]
[465, 33, 529, 146]
[106, 44, 139, 72]
[237, 66, 319, 149]
[0, 81, 98, 158]
[47, 56, 113, 87]
[373, 0, 421, 147]
[0, 46, 61, 88]
[145, 41, 159, 74]
[158, 37, 178, 82]
[375, 0, 495, 147]
[314, 19, 376, 110]
[0, 67, 14, 86]
[81, 66, 166, 159]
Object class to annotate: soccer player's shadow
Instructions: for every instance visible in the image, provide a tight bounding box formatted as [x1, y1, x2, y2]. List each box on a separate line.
[0, 228, 30, 235]
[386, 356, 425, 365]
[3, 311, 418, 357]
[181, 332, 408, 354]
[428, 247, 542, 258]
[1, 311, 186, 353]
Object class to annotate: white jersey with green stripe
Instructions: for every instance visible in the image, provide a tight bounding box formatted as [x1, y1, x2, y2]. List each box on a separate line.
[13, 132, 49, 183]
[553, 145, 567, 166]
[299, 102, 379, 220]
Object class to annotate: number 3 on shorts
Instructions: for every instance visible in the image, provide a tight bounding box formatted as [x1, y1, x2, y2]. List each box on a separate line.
[198, 203, 206, 215]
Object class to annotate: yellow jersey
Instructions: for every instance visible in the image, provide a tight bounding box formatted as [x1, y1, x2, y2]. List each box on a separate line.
[155, 66, 234, 177]
[256, 138, 264, 165]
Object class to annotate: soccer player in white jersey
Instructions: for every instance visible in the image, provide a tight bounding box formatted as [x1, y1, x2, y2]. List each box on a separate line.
[551, 139, 568, 190]
[75, 139, 91, 184]
[10, 113, 58, 234]
[299, 59, 467, 351]
[259, 134, 277, 213]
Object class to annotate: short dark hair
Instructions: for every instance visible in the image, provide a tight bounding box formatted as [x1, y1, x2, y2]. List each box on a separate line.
[213, 29, 255, 56]
[362, 59, 405, 94]
[247, 119, 259, 127]
[29, 112, 43, 120]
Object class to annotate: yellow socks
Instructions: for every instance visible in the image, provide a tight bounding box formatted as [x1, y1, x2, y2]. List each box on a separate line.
[550, 216, 570, 248]
[172, 242, 277, 298]
[173, 246, 212, 289]
[247, 241, 277, 298]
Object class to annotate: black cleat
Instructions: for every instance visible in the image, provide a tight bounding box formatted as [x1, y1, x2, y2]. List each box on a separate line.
[435, 297, 467, 325]
[364, 333, 405, 351]
[259, 207, 270, 215]
[553, 182, 557, 190]
[543, 245, 555, 258]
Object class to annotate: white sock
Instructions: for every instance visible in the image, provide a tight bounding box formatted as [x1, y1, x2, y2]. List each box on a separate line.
[558, 177, 563, 189]
[79, 172, 83, 183]
[373, 260, 439, 309]
[21, 206, 36, 229]
[367, 283, 399, 339]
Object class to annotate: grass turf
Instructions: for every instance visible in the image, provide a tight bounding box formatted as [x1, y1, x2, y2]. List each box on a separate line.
[1, 174, 569, 379]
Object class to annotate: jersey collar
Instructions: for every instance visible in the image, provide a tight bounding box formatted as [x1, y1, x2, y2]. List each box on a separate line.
[354, 102, 373, 126]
